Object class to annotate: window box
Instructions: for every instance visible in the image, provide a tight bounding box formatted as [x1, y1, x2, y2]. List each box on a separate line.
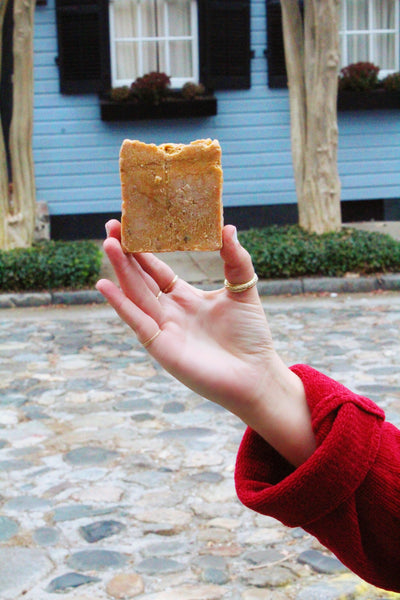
[337, 89, 400, 111]
[100, 93, 217, 121]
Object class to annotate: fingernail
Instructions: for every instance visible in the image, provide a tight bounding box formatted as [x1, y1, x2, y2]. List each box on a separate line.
[105, 223, 110, 238]
[232, 226, 239, 244]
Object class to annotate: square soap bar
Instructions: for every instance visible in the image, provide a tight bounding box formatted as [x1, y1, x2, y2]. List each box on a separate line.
[120, 138, 223, 252]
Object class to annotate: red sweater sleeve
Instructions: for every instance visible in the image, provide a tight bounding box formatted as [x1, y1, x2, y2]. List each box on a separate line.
[235, 364, 400, 592]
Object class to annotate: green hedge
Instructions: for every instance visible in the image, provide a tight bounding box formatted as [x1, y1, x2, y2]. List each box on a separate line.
[238, 225, 400, 279]
[0, 240, 103, 292]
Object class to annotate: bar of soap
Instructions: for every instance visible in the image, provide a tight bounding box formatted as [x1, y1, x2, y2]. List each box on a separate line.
[120, 138, 223, 252]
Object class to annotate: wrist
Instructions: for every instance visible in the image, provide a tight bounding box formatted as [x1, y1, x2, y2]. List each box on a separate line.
[245, 353, 316, 467]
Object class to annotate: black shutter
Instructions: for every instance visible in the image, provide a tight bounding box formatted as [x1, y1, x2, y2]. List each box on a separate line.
[266, 0, 303, 89]
[199, 0, 251, 90]
[55, 0, 110, 94]
[266, 0, 287, 88]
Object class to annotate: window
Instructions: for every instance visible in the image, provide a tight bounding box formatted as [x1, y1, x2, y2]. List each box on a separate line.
[109, 0, 199, 88]
[340, 0, 400, 76]
[265, 0, 400, 88]
[55, 0, 251, 95]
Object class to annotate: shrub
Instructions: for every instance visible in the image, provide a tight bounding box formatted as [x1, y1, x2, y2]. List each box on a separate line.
[238, 225, 400, 279]
[0, 240, 103, 292]
[382, 72, 400, 92]
[338, 62, 380, 91]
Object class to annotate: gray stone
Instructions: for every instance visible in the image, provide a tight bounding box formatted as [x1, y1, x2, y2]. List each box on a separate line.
[296, 580, 358, 600]
[243, 549, 284, 565]
[190, 471, 224, 484]
[4, 495, 52, 512]
[163, 401, 186, 413]
[114, 398, 154, 412]
[194, 555, 227, 570]
[63, 446, 119, 466]
[202, 568, 229, 585]
[53, 504, 115, 522]
[46, 572, 101, 593]
[143, 541, 187, 556]
[0, 516, 19, 541]
[0, 459, 34, 471]
[0, 394, 27, 407]
[79, 519, 126, 543]
[131, 412, 156, 421]
[298, 550, 348, 574]
[33, 526, 60, 546]
[158, 427, 214, 439]
[243, 566, 296, 588]
[67, 549, 128, 571]
[136, 557, 186, 574]
[0, 548, 52, 599]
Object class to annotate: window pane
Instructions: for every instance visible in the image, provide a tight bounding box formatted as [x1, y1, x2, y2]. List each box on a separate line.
[142, 41, 161, 72]
[141, 1, 157, 37]
[116, 42, 140, 79]
[114, 0, 139, 37]
[168, 1, 191, 37]
[347, 34, 370, 62]
[373, 0, 396, 29]
[169, 40, 192, 77]
[346, 0, 368, 30]
[374, 33, 396, 70]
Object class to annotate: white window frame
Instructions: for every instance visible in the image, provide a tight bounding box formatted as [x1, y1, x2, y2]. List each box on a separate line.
[109, 0, 199, 88]
[339, 0, 400, 77]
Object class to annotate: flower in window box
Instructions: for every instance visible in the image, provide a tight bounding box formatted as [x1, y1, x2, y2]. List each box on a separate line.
[181, 82, 206, 100]
[109, 86, 133, 103]
[338, 62, 380, 92]
[131, 72, 171, 105]
[382, 72, 400, 93]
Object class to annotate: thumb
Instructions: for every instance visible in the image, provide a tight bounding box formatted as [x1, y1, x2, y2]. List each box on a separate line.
[220, 225, 258, 293]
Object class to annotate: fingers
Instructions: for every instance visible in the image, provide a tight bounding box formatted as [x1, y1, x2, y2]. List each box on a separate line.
[104, 220, 179, 298]
[105, 219, 121, 241]
[220, 225, 258, 294]
[134, 252, 178, 295]
[103, 237, 163, 319]
[96, 278, 161, 347]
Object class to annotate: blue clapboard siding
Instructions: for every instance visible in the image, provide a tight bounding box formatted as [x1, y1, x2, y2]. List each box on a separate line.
[33, 0, 400, 217]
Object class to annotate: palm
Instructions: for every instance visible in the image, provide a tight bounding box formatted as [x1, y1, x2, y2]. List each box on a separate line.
[152, 281, 274, 412]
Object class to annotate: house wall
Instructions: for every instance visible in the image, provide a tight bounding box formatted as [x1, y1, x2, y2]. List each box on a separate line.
[33, 0, 400, 223]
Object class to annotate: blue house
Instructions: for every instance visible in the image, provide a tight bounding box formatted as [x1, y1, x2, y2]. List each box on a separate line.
[29, 0, 400, 238]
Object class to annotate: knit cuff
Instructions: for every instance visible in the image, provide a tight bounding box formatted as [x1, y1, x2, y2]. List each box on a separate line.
[235, 364, 384, 526]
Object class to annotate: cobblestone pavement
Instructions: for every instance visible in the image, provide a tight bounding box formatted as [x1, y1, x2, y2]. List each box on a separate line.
[1, 292, 400, 600]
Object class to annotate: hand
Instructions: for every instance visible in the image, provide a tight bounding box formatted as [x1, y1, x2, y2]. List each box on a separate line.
[96, 221, 315, 466]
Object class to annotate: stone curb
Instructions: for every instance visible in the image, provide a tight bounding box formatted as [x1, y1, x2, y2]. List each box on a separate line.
[1, 273, 400, 309]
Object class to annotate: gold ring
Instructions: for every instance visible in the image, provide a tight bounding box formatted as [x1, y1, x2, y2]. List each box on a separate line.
[162, 274, 178, 294]
[142, 329, 161, 348]
[224, 273, 258, 293]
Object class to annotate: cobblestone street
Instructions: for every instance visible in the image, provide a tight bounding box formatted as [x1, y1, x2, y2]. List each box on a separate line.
[1, 291, 400, 600]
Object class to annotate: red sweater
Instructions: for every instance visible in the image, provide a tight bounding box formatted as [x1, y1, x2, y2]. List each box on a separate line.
[235, 364, 400, 592]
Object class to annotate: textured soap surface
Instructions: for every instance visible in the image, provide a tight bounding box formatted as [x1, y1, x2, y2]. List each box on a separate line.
[120, 139, 223, 252]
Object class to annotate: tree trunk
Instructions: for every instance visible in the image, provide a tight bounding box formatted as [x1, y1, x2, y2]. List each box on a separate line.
[0, 0, 10, 249]
[7, 0, 36, 248]
[281, 0, 341, 234]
